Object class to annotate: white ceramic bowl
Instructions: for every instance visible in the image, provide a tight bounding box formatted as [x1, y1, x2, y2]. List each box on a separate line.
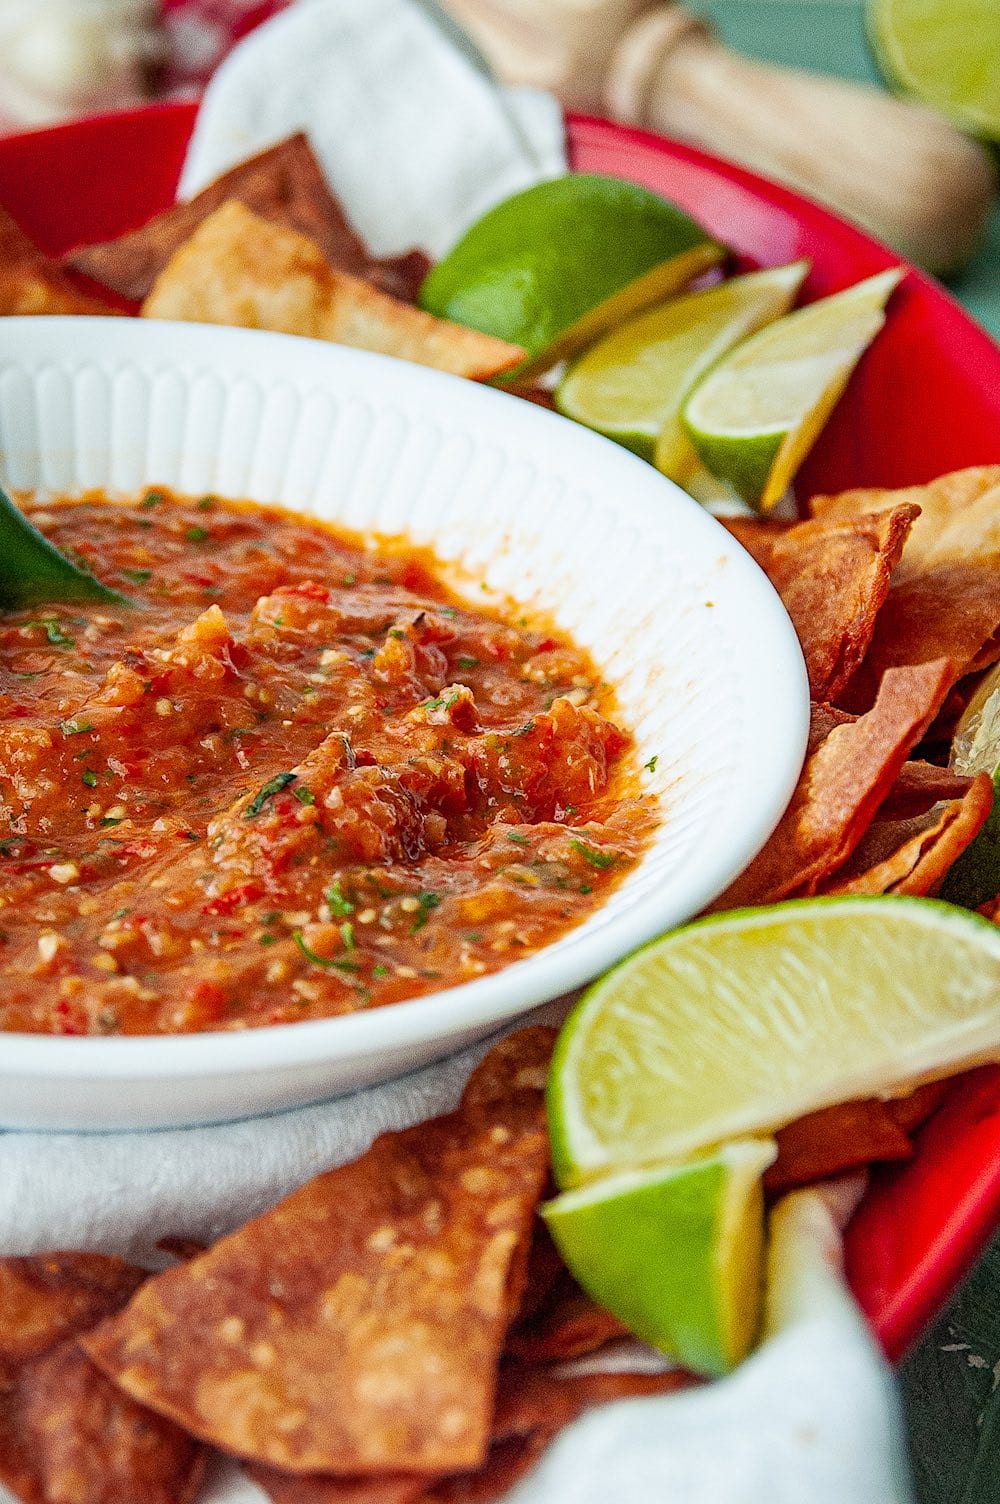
[0, 317, 808, 1130]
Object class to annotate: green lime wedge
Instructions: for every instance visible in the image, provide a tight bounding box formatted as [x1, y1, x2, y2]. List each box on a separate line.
[548, 896, 1000, 1187]
[556, 262, 809, 473]
[681, 269, 903, 511]
[868, 0, 1000, 141]
[419, 175, 725, 382]
[543, 1139, 776, 1377]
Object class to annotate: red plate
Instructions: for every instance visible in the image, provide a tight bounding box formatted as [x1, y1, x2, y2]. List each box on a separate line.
[2, 102, 1000, 1361]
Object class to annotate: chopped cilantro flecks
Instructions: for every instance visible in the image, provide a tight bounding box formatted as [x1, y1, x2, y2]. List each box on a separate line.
[140, 489, 164, 509]
[81, 770, 98, 788]
[340, 922, 356, 950]
[570, 839, 618, 870]
[196, 496, 216, 511]
[507, 832, 529, 845]
[99, 817, 123, 828]
[410, 890, 442, 933]
[292, 930, 361, 972]
[326, 882, 354, 917]
[28, 617, 74, 647]
[245, 771, 297, 818]
[643, 754, 659, 773]
[121, 568, 152, 585]
[185, 525, 209, 543]
[260, 933, 277, 947]
[293, 785, 316, 806]
[372, 964, 390, 979]
[60, 719, 95, 737]
[456, 655, 479, 670]
[421, 692, 460, 713]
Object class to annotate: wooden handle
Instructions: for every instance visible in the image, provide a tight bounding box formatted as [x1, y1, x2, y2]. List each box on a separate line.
[606, 7, 996, 274]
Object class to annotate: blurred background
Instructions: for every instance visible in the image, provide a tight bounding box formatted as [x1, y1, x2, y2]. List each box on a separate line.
[0, 0, 995, 330]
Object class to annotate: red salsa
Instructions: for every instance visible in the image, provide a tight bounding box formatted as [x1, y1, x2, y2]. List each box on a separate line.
[0, 491, 655, 1034]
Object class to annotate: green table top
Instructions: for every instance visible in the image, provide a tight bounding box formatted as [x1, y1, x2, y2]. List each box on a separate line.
[694, 5, 1000, 1500]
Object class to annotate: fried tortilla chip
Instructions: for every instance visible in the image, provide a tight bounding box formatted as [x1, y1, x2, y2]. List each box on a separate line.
[84, 1029, 553, 1477]
[510, 1223, 564, 1328]
[249, 1469, 428, 1504]
[886, 1080, 952, 1134]
[725, 505, 917, 701]
[808, 469, 1000, 703]
[0, 207, 115, 317]
[142, 202, 524, 381]
[0, 1253, 145, 1374]
[716, 658, 955, 907]
[810, 466, 1000, 577]
[507, 1275, 628, 1363]
[422, 1365, 691, 1504]
[822, 773, 993, 897]
[877, 760, 974, 819]
[765, 1099, 913, 1194]
[0, 1254, 203, 1504]
[249, 1360, 687, 1504]
[12, 1341, 205, 1504]
[68, 135, 430, 305]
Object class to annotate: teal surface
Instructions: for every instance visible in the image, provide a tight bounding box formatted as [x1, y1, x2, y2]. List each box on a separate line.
[693, 4, 1000, 1499]
[695, 0, 1000, 340]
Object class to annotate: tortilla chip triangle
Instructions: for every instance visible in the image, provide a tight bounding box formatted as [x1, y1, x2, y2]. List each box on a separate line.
[67, 134, 430, 306]
[0, 208, 117, 317]
[142, 201, 524, 380]
[83, 1029, 554, 1476]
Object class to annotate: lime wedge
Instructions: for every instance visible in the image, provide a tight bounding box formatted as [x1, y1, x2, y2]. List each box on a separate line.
[548, 896, 1000, 1186]
[868, 0, 1000, 141]
[419, 175, 725, 381]
[543, 1140, 776, 1377]
[556, 262, 809, 473]
[681, 269, 903, 511]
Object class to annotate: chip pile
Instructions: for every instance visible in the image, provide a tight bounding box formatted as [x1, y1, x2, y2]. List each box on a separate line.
[0, 1031, 689, 1504]
[717, 467, 1000, 909]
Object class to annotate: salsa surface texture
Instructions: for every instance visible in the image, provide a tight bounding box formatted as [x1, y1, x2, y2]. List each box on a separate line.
[0, 491, 654, 1035]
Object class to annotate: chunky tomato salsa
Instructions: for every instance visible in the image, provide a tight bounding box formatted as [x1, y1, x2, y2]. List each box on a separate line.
[0, 491, 655, 1034]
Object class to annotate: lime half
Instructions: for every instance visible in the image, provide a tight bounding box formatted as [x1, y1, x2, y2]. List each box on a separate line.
[681, 269, 902, 511]
[868, 0, 1000, 141]
[548, 896, 1000, 1186]
[419, 175, 725, 381]
[556, 262, 809, 474]
[543, 1140, 776, 1377]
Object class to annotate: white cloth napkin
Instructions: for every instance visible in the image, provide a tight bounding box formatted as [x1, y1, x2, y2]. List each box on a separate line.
[179, 0, 566, 257]
[0, 3, 915, 1501]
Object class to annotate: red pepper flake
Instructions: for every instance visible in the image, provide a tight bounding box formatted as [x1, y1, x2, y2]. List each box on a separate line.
[202, 882, 264, 918]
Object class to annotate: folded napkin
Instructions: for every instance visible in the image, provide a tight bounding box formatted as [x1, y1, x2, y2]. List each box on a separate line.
[180, 0, 566, 256]
[0, 4, 915, 1501]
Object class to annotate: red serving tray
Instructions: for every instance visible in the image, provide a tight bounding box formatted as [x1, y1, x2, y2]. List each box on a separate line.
[2, 102, 1000, 1362]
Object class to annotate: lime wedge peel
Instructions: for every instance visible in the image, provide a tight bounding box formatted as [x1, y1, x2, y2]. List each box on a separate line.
[543, 1140, 776, 1377]
[548, 896, 1000, 1188]
[681, 268, 903, 512]
[419, 173, 726, 382]
[556, 261, 810, 472]
[867, 0, 1000, 141]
